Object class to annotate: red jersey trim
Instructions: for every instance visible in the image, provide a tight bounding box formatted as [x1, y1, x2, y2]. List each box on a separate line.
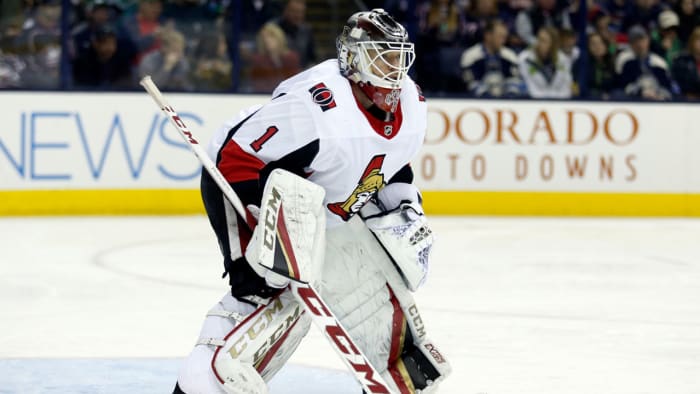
[218, 140, 265, 183]
[353, 95, 404, 140]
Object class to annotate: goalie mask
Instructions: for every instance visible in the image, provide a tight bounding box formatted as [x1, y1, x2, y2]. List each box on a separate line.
[337, 8, 415, 113]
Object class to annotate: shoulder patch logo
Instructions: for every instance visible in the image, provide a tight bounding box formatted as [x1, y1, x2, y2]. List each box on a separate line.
[327, 155, 386, 221]
[309, 82, 337, 112]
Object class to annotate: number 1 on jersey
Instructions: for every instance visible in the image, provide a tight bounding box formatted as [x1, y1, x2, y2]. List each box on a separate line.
[250, 126, 279, 152]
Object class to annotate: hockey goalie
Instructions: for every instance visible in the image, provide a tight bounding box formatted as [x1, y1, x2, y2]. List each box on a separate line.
[173, 9, 451, 394]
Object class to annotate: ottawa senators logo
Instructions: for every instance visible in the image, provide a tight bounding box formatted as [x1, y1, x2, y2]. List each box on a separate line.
[327, 155, 386, 221]
[308, 82, 336, 112]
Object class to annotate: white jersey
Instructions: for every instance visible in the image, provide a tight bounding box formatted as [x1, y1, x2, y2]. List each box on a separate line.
[210, 59, 427, 228]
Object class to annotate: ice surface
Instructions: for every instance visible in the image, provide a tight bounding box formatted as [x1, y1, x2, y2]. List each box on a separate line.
[1, 216, 699, 393]
[0, 360, 358, 394]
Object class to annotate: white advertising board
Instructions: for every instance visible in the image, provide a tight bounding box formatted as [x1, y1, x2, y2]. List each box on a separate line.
[1, 92, 697, 193]
[416, 100, 699, 192]
[0, 92, 266, 190]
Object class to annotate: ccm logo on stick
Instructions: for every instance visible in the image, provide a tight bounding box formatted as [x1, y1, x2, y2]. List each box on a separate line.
[296, 286, 390, 394]
[163, 105, 198, 144]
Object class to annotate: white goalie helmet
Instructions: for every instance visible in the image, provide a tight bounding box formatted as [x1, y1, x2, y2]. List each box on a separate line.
[337, 8, 415, 113]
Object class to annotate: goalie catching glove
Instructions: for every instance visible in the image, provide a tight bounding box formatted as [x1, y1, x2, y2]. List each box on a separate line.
[361, 183, 435, 291]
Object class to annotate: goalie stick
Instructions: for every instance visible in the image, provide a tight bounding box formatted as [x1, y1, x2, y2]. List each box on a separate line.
[139, 76, 395, 394]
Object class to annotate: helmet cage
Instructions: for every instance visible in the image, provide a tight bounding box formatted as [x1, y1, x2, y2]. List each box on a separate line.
[355, 40, 415, 90]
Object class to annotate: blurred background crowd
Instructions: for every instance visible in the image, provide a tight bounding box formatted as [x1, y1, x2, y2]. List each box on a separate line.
[1, 0, 699, 100]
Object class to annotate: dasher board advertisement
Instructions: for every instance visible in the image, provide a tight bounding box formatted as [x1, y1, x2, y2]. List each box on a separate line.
[1, 92, 698, 215]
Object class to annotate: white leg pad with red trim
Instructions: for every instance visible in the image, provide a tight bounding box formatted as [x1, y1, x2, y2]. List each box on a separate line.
[177, 291, 310, 394]
[212, 290, 311, 391]
[321, 216, 451, 393]
[214, 358, 268, 394]
[321, 221, 403, 393]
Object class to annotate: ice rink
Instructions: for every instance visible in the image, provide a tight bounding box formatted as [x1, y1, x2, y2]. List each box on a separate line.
[1, 215, 699, 394]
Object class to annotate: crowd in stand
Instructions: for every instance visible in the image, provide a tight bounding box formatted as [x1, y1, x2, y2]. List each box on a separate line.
[0, 0, 314, 92]
[408, 0, 700, 99]
[1, 0, 699, 100]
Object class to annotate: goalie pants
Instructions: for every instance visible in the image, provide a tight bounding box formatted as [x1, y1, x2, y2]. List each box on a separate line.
[176, 217, 434, 393]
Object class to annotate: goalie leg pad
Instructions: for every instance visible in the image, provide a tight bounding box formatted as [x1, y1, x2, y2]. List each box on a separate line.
[212, 290, 311, 390]
[386, 329, 451, 393]
[321, 223, 397, 374]
[177, 292, 257, 394]
[178, 291, 310, 394]
[379, 286, 451, 394]
[322, 217, 451, 393]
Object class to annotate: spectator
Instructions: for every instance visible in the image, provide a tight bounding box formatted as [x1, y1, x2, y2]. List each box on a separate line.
[0, 48, 23, 87]
[418, 0, 465, 45]
[239, 0, 283, 37]
[671, 26, 700, 99]
[162, 0, 224, 54]
[463, 0, 499, 47]
[507, 0, 534, 12]
[621, 0, 662, 33]
[191, 30, 232, 92]
[74, 2, 118, 56]
[122, 0, 163, 65]
[590, 9, 619, 54]
[248, 22, 301, 92]
[72, 25, 133, 89]
[652, 10, 682, 66]
[0, 6, 25, 45]
[461, 19, 523, 97]
[567, 0, 584, 32]
[234, 0, 284, 62]
[575, 32, 616, 98]
[272, 0, 316, 68]
[675, 0, 700, 44]
[518, 26, 572, 98]
[559, 28, 579, 66]
[601, 0, 634, 35]
[163, 0, 223, 26]
[615, 25, 674, 100]
[0, 1, 25, 24]
[515, 0, 572, 46]
[138, 27, 192, 90]
[415, 0, 466, 92]
[0, 14, 26, 88]
[19, 0, 62, 88]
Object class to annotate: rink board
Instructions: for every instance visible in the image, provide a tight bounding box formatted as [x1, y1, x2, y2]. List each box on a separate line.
[2, 189, 700, 216]
[1, 92, 698, 216]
